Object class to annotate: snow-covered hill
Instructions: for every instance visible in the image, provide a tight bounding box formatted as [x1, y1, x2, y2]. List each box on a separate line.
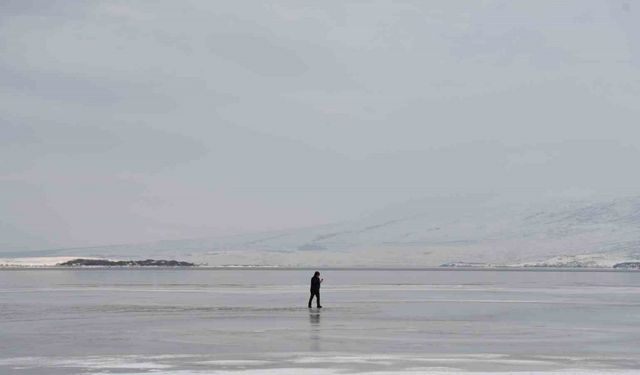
[3, 195, 640, 268]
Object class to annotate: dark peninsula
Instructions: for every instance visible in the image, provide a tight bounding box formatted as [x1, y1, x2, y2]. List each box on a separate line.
[57, 258, 195, 267]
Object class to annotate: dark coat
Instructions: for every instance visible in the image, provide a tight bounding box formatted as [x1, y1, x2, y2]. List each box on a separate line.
[310, 276, 321, 293]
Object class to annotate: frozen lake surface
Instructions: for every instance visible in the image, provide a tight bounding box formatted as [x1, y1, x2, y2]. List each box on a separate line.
[1, 269, 640, 374]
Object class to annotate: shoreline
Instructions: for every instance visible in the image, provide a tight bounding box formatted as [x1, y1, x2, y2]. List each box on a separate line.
[0, 265, 638, 272]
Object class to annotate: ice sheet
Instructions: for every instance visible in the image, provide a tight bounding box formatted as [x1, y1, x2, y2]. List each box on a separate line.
[1, 269, 640, 374]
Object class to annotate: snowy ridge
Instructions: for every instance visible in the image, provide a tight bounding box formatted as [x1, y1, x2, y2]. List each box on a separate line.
[2, 195, 640, 268]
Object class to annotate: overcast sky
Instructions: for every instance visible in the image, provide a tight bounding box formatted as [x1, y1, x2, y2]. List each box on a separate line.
[1, 0, 639, 252]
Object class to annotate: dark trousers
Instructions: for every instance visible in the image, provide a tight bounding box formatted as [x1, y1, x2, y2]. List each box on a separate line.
[308, 291, 320, 307]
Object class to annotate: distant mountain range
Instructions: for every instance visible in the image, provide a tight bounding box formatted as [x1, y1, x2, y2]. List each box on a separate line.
[3, 194, 640, 268]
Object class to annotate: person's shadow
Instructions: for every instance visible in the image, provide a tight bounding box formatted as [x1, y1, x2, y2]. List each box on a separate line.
[309, 312, 321, 325]
[309, 311, 321, 351]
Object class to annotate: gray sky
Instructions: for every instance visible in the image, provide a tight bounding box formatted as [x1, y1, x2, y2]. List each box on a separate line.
[1, 0, 639, 252]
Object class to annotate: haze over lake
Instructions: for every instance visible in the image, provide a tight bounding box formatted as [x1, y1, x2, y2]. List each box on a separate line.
[2, 1, 640, 373]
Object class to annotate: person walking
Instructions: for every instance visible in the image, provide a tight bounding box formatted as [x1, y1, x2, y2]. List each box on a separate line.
[308, 271, 323, 308]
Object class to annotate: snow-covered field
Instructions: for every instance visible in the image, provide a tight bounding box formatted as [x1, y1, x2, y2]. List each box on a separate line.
[0, 256, 93, 267]
[1, 269, 640, 374]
